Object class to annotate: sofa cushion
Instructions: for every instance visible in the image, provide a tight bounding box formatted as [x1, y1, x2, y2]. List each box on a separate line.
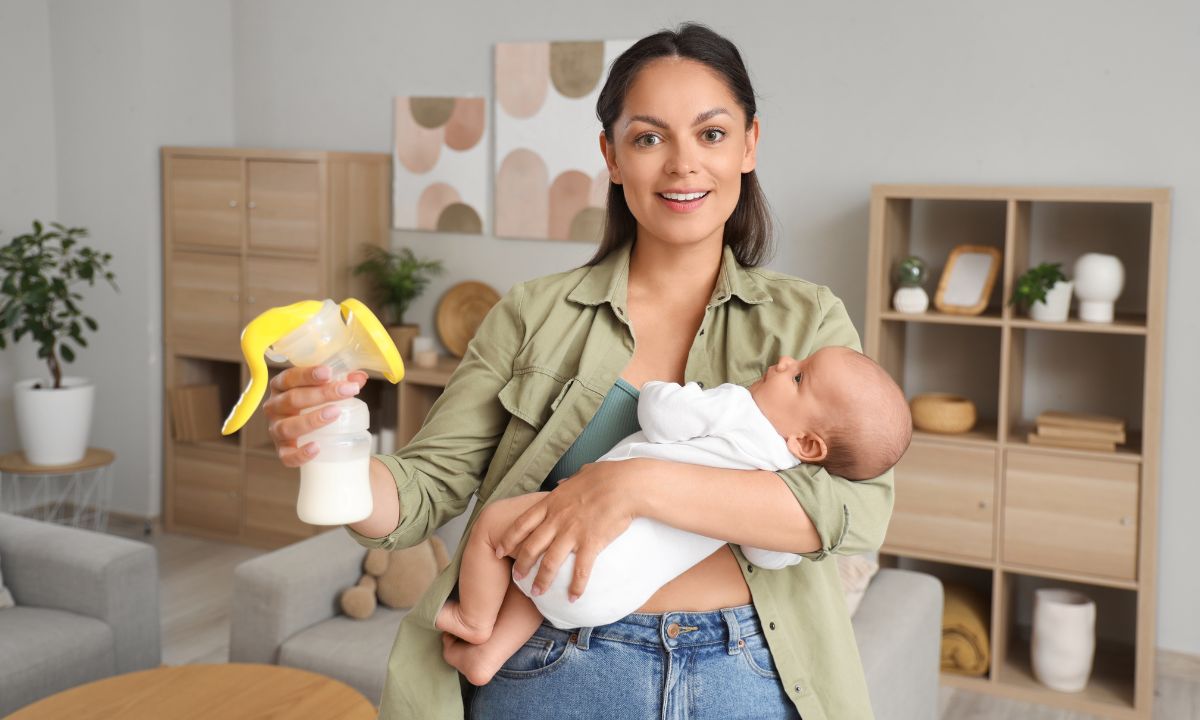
[0, 552, 13, 609]
[280, 607, 408, 703]
[0, 606, 115, 715]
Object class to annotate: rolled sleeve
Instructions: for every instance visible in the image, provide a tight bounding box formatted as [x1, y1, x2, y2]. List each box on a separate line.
[344, 282, 526, 551]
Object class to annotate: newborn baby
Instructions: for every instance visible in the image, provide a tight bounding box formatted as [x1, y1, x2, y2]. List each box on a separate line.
[438, 346, 912, 685]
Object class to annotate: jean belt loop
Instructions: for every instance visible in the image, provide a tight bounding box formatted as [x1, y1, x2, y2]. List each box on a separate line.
[722, 608, 743, 655]
[573, 625, 593, 650]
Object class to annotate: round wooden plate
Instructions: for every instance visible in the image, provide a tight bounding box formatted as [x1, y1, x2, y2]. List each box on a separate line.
[436, 281, 501, 357]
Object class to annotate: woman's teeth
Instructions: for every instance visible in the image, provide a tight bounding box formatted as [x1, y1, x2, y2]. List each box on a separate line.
[659, 191, 709, 201]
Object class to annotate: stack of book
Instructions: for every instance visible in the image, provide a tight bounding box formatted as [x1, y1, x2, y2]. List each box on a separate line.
[1027, 411, 1125, 452]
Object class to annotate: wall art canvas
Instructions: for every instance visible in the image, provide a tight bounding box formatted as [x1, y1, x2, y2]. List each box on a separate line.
[494, 40, 634, 241]
[393, 96, 487, 233]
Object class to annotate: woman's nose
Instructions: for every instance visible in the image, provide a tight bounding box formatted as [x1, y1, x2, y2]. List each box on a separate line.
[665, 142, 697, 175]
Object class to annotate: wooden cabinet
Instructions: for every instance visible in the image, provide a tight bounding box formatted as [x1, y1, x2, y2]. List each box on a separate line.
[867, 185, 1169, 719]
[162, 146, 390, 548]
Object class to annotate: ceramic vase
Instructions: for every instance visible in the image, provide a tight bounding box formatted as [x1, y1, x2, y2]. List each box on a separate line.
[1029, 280, 1074, 322]
[1073, 253, 1125, 323]
[893, 286, 929, 314]
[13, 376, 94, 465]
[1031, 588, 1096, 693]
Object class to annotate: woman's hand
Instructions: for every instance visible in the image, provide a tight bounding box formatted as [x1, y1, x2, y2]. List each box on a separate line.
[262, 365, 368, 467]
[495, 459, 650, 602]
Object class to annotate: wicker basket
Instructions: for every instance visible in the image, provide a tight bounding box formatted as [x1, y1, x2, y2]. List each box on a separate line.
[910, 393, 977, 434]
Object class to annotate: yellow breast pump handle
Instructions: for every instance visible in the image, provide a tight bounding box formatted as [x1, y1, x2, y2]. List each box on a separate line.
[220, 298, 404, 436]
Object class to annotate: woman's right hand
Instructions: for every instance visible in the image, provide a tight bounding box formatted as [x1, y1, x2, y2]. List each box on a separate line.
[263, 365, 368, 467]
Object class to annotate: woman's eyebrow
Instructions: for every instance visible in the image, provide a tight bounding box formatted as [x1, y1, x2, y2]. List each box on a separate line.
[625, 107, 732, 130]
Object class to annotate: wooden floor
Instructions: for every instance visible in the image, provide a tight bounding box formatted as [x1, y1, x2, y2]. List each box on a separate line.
[113, 523, 1199, 719]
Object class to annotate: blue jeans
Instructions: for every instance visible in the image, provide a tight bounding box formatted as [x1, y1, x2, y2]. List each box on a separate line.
[468, 603, 801, 720]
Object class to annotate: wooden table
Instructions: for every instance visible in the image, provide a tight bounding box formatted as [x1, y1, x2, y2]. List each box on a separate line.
[8, 663, 377, 719]
[0, 448, 115, 531]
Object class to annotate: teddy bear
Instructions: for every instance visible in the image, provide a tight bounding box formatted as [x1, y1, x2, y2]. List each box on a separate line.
[340, 535, 451, 620]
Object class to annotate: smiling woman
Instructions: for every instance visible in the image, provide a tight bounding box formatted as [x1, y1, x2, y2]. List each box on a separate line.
[262, 21, 894, 720]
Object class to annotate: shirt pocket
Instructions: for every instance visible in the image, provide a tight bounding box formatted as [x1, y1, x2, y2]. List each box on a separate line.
[497, 369, 571, 432]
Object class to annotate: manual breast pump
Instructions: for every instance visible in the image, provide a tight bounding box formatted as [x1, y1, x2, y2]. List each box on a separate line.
[220, 298, 404, 525]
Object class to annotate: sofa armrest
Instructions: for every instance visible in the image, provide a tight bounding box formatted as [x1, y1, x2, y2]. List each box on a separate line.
[0, 512, 161, 672]
[853, 568, 943, 720]
[230, 528, 368, 664]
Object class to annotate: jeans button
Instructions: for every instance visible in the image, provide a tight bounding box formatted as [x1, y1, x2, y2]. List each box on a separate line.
[667, 622, 681, 638]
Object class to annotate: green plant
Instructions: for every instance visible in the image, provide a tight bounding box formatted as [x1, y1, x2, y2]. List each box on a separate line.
[0, 221, 119, 389]
[352, 245, 444, 325]
[1009, 262, 1067, 310]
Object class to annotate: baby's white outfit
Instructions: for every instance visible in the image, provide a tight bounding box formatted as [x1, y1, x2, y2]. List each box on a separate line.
[513, 380, 805, 629]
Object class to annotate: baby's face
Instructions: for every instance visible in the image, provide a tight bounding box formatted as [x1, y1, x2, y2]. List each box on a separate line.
[748, 348, 852, 439]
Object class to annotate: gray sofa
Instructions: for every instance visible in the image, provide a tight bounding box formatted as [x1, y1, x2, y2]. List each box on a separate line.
[0, 512, 161, 716]
[231, 508, 942, 719]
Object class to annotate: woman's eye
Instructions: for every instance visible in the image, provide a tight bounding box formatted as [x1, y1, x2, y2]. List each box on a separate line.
[702, 128, 726, 143]
[634, 134, 661, 147]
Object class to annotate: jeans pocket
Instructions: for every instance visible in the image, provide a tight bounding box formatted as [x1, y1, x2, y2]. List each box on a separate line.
[739, 631, 780, 679]
[493, 623, 575, 680]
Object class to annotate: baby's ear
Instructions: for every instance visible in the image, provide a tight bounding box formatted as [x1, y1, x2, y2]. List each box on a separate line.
[786, 433, 827, 463]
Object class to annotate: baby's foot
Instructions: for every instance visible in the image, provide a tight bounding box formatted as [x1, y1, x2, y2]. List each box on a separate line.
[441, 632, 508, 686]
[434, 599, 493, 645]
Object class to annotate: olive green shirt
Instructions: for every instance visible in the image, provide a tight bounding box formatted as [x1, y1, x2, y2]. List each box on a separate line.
[348, 239, 894, 719]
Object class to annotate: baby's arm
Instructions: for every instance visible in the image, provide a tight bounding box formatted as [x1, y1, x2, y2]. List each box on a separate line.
[638, 381, 746, 443]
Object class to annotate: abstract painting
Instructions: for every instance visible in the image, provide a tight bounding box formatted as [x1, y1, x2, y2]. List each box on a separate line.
[494, 40, 634, 241]
[393, 96, 487, 233]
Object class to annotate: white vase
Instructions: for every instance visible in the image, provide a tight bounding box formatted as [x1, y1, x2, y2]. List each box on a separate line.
[13, 376, 94, 465]
[892, 286, 929, 313]
[1029, 280, 1074, 322]
[1032, 588, 1096, 693]
[1073, 253, 1125, 323]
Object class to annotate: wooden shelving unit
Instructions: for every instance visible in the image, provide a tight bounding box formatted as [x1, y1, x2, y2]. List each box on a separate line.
[865, 184, 1169, 719]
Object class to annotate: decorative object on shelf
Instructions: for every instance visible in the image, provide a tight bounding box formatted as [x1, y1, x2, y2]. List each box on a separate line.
[891, 255, 929, 313]
[1009, 262, 1072, 322]
[1073, 253, 1125, 323]
[221, 298, 405, 526]
[393, 96, 487, 233]
[910, 393, 977, 434]
[352, 244, 444, 359]
[436, 281, 502, 357]
[1027, 410, 1125, 452]
[1032, 588, 1096, 693]
[941, 583, 990, 677]
[933, 245, 1001, 316]
[0, 221, 118, 466]
[411, 335, 439, 368]
[494, 39, 633, 241]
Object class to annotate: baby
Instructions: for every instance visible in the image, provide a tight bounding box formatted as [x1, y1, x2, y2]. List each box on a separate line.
[437, 346, 912, 685]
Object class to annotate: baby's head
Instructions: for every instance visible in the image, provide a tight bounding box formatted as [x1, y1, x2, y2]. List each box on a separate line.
[748, 346, 912, 480]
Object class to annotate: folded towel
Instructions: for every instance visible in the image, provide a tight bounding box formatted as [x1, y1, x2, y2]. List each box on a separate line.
[941, 583, 990, 676]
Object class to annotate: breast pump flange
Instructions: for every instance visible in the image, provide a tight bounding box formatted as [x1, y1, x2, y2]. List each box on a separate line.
[221, 298, 404, 525]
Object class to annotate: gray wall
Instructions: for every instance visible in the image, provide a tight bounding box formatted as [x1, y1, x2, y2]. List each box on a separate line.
[1, 0, 1196, 654]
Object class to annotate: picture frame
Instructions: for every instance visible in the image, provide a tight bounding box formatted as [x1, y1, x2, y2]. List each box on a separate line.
[934, 245, 1002, 315]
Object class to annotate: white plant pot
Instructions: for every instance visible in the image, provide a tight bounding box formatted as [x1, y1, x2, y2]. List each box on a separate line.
[892, 286, 929, 314]
[13, 376, 94, 465]
[1073, 253, 1125, 323]
[1032, 588, 1096, 693]
[1029, 280, 1074, 322]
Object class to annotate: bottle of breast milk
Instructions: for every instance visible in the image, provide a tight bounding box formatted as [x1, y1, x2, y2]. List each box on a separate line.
[295, 393, 373, 525]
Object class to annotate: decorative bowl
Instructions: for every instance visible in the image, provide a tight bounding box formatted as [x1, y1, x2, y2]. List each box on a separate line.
[910, 393, 977, 434]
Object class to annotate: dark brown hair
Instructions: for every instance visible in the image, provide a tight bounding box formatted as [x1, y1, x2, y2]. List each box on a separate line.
[584, 22, 775, 268]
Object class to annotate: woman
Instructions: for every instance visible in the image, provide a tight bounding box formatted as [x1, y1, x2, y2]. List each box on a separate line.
[265, 23, 892, 720]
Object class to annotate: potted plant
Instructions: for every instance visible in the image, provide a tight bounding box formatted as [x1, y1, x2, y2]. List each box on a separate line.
[1010, 262, 1072, 322]
[0, 221, 118, 465]
[352, 245, 443, 358]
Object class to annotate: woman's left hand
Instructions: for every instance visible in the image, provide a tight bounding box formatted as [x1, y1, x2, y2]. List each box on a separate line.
[495, 458, 652, 602]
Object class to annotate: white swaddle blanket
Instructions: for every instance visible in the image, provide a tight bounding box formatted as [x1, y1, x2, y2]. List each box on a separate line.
[513, 380, 805, 629]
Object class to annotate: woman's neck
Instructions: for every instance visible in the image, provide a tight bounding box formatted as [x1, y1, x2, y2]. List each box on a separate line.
[628, 233, 723, 307]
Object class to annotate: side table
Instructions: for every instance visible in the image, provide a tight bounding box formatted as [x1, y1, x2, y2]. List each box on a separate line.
[0, 448, 115, 531]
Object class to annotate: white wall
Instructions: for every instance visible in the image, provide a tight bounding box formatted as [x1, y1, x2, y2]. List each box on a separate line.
[1, 0, 1196, 654]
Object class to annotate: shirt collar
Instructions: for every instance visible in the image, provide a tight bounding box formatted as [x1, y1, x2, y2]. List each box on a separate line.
[567, 240, 772, 311]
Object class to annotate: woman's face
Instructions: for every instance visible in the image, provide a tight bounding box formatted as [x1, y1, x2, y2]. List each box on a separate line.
[601, 57, 760, 249]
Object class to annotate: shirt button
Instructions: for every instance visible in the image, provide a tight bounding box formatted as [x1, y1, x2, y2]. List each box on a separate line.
[698, 328, 705, 336]
[746, 564, 753, 573]
[794, 683, 806, 695]
[769, 622, 776, 630]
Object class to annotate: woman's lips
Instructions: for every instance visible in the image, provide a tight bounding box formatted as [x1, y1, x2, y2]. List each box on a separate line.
[657, 191, 709, 213]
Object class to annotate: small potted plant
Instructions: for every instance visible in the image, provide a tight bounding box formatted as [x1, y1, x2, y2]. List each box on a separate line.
[1010, 262, 1072, 322]
[0, 221, 118, 465]
[891, 255, 929, 313]
[352, 245, 444, 358]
